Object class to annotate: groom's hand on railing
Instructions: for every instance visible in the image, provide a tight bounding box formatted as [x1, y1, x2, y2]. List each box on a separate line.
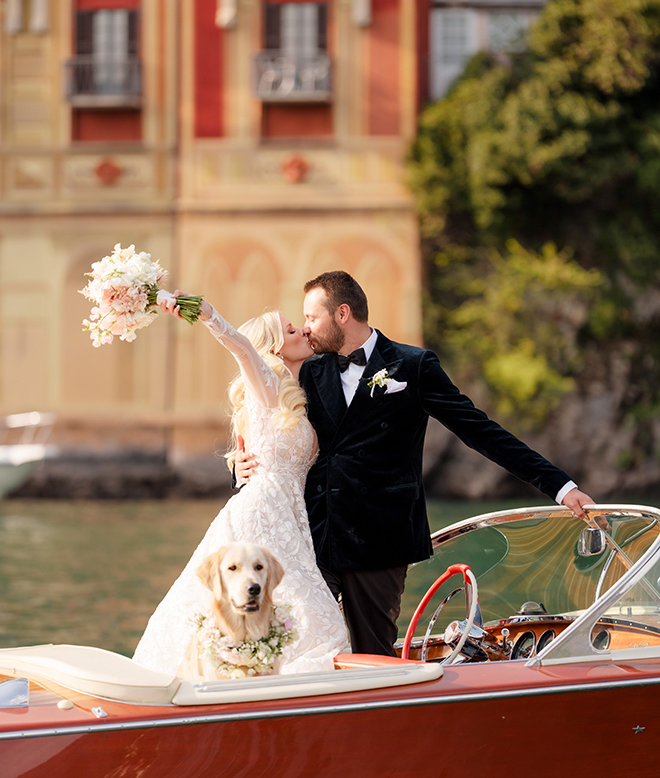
[235, 434, 257, 486]
[561, 487, 594, 521]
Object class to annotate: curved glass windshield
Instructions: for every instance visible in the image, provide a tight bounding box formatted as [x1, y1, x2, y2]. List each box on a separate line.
[401, 507, 660, 641]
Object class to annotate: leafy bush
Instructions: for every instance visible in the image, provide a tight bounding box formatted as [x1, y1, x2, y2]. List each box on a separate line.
[410, 0, 660, 435]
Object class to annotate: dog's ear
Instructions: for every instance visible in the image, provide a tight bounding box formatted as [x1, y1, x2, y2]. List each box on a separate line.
[263, 549, 285, 596]
[196, 550, 224, 600]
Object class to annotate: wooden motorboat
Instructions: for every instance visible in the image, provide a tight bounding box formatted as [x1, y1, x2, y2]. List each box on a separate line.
[2, 504, 660, 778]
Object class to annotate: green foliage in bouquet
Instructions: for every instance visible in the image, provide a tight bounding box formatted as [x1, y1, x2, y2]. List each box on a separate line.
[409, 0, 660, 431]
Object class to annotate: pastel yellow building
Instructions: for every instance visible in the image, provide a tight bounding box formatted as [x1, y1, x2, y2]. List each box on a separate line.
[0, 0, 427, 482]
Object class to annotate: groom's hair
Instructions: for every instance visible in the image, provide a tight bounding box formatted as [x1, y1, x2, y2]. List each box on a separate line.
[304, 271, 369, 322]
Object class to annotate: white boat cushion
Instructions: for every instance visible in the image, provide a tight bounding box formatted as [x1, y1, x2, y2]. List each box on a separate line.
[0, 644, 179, 705]
[0, 645, 443, 706]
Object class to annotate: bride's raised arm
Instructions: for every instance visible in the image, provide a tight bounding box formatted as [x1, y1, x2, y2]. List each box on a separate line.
[161, 292, 278, 409]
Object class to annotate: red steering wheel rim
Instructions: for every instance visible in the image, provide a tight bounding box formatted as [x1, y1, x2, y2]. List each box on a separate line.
[401, 563, 474, 660]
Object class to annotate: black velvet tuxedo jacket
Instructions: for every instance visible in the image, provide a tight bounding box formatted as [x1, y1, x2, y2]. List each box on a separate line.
[299, 330, 571, 573]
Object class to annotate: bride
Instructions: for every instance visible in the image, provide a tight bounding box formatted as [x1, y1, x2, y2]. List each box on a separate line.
[133, 293, 348, 675]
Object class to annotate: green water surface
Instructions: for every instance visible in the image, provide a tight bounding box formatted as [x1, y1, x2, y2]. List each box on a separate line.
[0, 497, 550, 655]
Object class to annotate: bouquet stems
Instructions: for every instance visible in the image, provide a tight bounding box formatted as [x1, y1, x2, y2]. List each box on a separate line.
[149, 288, 204, 325]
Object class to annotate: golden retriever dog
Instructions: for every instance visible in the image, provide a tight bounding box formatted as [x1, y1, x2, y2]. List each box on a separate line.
[178, 543, 285, 682]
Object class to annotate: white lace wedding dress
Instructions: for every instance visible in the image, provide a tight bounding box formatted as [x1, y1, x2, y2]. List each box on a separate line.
[133, 309, 348, 676]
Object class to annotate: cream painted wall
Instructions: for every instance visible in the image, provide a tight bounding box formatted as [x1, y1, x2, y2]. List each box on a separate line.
[0, 0, 423, 464]
[0, 215, 173, 414]
[171, 208, 422, 411]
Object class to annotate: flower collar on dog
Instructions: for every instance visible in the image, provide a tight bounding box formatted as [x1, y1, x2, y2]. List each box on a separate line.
[191, 605, 298, 679]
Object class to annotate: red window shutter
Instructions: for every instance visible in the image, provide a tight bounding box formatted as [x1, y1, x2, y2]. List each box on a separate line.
[317, 3, 327, 50]
[264, 4, 281, 49]
[76, 11, 94, 55]
[127, 10, 139, 55]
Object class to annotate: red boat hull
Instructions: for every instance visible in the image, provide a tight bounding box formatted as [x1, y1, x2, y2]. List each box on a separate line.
[3, 659, 659, 778]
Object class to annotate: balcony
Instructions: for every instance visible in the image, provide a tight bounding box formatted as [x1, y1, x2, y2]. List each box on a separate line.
[65, 57, 142, 108]
[253, 52, 331, 103]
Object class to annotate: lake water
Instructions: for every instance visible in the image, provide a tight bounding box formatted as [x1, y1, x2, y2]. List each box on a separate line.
[0, 497, 550, 656]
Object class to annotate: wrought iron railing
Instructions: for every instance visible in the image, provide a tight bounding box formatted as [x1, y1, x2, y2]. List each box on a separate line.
[65, 56, 142, 107]
[253, 51, 331, 102]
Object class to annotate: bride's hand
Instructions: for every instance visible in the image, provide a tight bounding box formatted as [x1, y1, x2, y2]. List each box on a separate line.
[159, 289, 184, 318]
[160, 290, 212, 321]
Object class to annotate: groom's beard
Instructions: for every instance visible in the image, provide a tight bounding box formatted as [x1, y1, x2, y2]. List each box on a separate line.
[308, 320, 345, 354]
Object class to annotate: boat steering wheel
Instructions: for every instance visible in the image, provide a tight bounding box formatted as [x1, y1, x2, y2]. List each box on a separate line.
[402, 563, 479, 664]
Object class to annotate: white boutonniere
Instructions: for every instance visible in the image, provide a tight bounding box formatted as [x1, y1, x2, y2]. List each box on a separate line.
[367, 368, 407, 397]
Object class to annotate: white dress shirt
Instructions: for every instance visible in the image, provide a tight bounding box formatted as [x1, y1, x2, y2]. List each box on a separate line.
[338, 328, 378, 406]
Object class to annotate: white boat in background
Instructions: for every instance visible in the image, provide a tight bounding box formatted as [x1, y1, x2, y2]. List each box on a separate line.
[0, 412, 58, 499]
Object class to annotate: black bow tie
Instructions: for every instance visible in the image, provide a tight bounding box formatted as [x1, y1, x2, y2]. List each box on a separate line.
[335, 348, 367, 373]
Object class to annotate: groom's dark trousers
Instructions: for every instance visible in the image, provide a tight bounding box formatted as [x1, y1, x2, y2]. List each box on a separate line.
[317, 562, 407, 656]
[300, 330, 573, 656]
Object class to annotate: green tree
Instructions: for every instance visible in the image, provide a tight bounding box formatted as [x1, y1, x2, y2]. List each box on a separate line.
[410, 0, 660, 438]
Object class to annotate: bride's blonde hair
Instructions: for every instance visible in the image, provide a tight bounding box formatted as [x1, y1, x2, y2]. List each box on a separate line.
[225, 310, 307, 470]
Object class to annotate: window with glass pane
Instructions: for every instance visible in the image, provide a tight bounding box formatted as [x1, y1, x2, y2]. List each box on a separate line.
[264, 3, 327, 54]
[488, 12, 530, 52]
[70, 9, 139, 99]
[255, 2, 330, 101]
[429, 9, 478, 100]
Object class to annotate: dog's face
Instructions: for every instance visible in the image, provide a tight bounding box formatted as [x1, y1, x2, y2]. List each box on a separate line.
[197, 543, 284, 615]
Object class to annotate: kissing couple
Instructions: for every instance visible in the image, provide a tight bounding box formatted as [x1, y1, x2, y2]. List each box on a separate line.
[133, 270, 592, 676]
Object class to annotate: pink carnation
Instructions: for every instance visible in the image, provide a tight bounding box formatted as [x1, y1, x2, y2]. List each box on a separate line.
[101, 285, 148, 315]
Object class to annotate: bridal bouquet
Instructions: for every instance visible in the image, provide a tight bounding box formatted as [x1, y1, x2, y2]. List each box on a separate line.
[79, 244, 202, 347]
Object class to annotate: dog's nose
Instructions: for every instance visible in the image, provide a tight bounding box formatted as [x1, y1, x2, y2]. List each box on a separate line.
[247, 583, 261, 598]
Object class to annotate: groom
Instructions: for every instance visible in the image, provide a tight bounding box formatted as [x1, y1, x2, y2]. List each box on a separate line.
[239, 271, 593, 656]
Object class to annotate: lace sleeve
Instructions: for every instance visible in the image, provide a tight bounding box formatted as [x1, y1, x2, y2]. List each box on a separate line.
[202, 308, 278, 408]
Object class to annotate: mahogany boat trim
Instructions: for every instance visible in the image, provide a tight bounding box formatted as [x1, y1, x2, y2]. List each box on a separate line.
[3, 669, 660, 742]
